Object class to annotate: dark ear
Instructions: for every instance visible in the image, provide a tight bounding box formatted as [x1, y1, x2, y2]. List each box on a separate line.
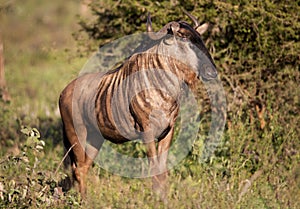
[196, 23, 209, 35]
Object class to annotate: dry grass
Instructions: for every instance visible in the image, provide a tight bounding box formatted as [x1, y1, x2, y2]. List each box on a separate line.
[0, 0, 299, 208]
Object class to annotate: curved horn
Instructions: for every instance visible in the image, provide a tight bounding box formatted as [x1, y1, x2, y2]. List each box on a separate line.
[147, 13, 153, 32]
[182, 8, 199, 27]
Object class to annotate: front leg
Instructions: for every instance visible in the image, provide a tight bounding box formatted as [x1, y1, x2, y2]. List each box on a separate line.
[144, 128, 174, 201]
[155, 127, 174, 201]
[143, 131, 159, 177]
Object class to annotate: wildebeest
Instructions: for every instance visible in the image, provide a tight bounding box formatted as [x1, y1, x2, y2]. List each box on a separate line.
[59, 12, 217, 200]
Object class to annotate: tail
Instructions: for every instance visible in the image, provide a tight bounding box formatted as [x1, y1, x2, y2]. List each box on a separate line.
[62, 125, 76, 168]
[58, 124, 76, 192]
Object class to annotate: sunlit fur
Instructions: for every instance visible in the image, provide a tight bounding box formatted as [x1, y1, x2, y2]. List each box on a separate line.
[59, 18, 217, 200]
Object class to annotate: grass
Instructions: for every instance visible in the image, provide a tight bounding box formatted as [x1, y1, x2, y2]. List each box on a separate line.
[0, 0, 299, 208]
[1, 0, 85, 117]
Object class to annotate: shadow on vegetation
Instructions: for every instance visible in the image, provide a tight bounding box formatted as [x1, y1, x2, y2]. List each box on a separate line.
[0, 103, 63, 156]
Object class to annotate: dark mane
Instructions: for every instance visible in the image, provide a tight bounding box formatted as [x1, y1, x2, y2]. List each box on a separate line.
[178, 21, 216, 67]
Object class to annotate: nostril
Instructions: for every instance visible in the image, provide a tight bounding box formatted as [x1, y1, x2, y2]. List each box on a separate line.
[199, 63, 218, 81]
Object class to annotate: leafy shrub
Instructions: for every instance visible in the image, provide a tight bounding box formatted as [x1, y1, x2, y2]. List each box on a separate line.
[76, 0, 299, 158]
[73, 1, 300, 207]
[0, 126, 80, 208]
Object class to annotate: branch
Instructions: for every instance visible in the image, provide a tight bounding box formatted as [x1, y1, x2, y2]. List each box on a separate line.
[54, 143, 77, 177]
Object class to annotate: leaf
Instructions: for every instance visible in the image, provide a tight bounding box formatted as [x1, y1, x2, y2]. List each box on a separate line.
[20, 126, 31, 136]
[32, 128, 41, 138]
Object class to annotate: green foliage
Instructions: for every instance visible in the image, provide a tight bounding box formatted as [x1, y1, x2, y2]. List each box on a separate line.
[74, 0, 300, 207]
[0, 126, 81, 208]
[0, 0, 299, 208]
[77, 0, 300, 152]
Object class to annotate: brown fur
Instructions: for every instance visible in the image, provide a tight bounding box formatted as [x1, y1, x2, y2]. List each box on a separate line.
[59, 18, 216, 200]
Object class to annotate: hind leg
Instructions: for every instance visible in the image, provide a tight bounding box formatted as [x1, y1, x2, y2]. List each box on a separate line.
[63, 121, 89, 196]
[75, 129, 104, 197]
[61, 110, 103, 197]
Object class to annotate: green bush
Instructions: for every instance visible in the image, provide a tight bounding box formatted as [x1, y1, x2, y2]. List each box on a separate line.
[0, 126, 81, 208]
[73, 0, 300, 207]
[1, 0, 298, 207]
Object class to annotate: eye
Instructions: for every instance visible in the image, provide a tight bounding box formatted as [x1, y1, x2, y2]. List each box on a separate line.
[176, 32, 188, 41]
[176, 29, 192, 41]
[179, 33, 191, 42]
[176, 31, 184, 37]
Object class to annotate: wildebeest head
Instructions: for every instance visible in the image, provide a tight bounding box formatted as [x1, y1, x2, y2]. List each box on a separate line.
[146, 12, 217, 81]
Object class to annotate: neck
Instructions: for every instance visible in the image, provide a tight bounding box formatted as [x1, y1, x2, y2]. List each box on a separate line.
[129, 50, 198, 90]
[102, 42, 198, 93]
